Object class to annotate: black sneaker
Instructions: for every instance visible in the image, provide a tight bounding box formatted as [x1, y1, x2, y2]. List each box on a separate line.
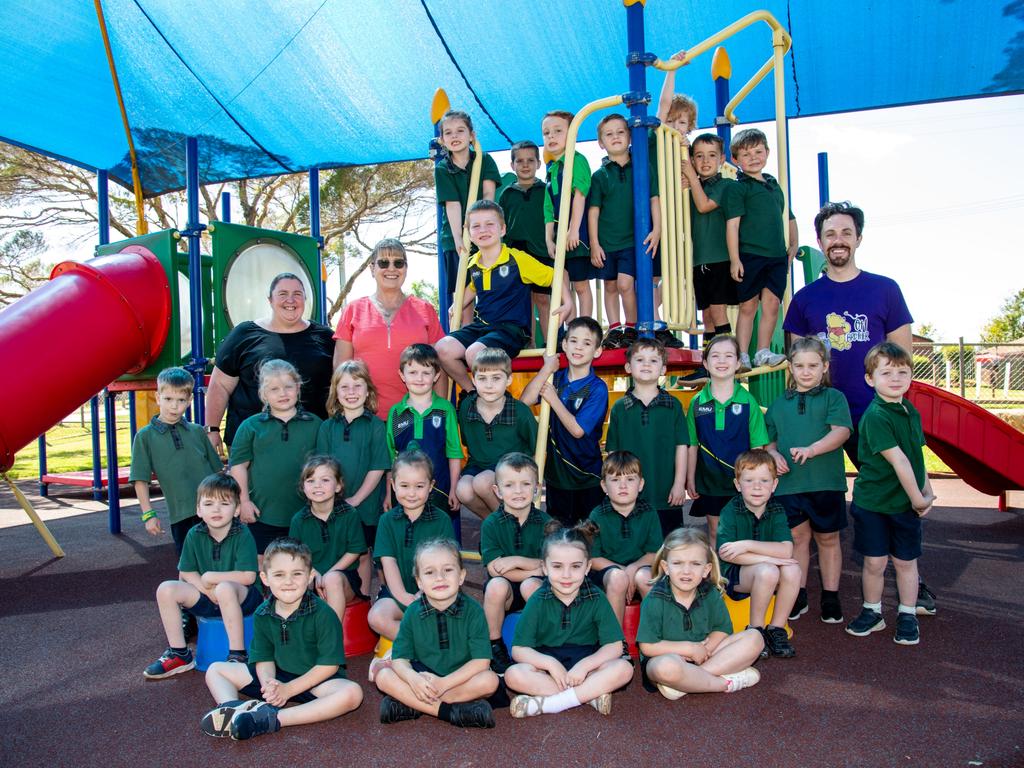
[230, 702, 280, 740]
[820, 592, 844, 624]
[182, 612, 198, 643]
[226, 650, 248, 664]
[200, 700, 259, 738]
[763, 625, 795, 658]
[448, 700, 495, 729]
[894, 612, 921, 645]
[655, 328, 684, 348]
[490, 638, 513, 675]
[789, 588, 809, 620]
[602, 327, 625, 349]
[748, 626, 770, 659]
[678, 366, 709, 387]
[916, 581, 937, 616]
[622, 326, 639, 346]
[380, 695, 421, 724]
[846, 607, 885, 637]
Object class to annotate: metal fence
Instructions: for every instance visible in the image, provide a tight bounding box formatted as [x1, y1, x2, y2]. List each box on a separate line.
[913, 341, 1024, 407]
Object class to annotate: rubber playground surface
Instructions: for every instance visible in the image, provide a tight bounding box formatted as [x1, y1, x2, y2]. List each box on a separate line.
[2, 478, 1022, 768]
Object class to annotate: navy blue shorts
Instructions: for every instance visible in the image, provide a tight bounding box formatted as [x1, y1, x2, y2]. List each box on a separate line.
[587, 565, 622, 592]
[736, 252, 788, 303]
[362, 523, 377, 552]
[545, 484, 605, 527]
[639, 655, 660, 693]
[693, 261, 738, 309]
[779, 491, 848, 534]
[375, 584, 411, 614]
[188, 584, 264, 618]
[460, 464, 494, 479]
[535, 644, 600, 672]
[851, 503, 922, 560]
[247, 520, 290, 555]
[565, 255, 598, 282]
[688, 494, 733, 519]
[449, 321, 529, 359]
[239, 663, 347, 704]
[597, 248, 635, 280]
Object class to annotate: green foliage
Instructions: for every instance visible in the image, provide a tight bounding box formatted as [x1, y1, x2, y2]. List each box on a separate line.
[0, 229, 47, 305]
[410, 279, 439, 308]
[981, 289, 1024, 343]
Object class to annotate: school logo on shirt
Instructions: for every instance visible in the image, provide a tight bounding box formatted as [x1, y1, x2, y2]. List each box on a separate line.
[696, 403, 716, 417]
[824, 311, 870, 351]
[731, 403, 743, 416]
[573, 397, 584, 410]
[393, 414, 414, 436]
[499, 264, 509, 278]
[471, 270, 482, 283]
[431, 414, 442, 429]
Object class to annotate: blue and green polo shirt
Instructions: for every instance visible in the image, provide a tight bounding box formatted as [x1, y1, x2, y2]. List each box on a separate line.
[386, 393, 462, 497]
[686, 384, 769, 497]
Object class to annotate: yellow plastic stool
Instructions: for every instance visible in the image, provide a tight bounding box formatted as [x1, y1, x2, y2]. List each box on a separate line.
[374, 636, 393, 658]
[724, 594, 793, 639]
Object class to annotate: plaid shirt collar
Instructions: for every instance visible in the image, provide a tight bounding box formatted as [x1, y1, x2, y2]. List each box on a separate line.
[257, 589, 317, 619]
[737, 170, 780, 189]
[732, 496, 786, 526]
[388, 505, 439, 523]
[300, 501, 355, 542]
[148, 415, 191, 434]
[537, 577, 601, 605]
[650, 575, 712, 604]
[621, 387, 675, 411]
[417, 592, 465, 619]
[258, 406, 315, 423]
[193, 518, 243, 541]
[596, 496, 653, 521]
[464, 393, 517, 426]
[496, 504, 544, 527]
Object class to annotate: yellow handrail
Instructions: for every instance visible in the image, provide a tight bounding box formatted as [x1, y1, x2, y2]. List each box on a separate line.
[655, 124, 696, 333]
[447, 139, 485, 334]
[533, 94, 623, 475]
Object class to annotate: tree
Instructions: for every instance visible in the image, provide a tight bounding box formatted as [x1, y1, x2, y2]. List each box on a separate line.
[981, 288, 1024, 343]
[410, 279, 439, 310]
[0, 230, 47, 306]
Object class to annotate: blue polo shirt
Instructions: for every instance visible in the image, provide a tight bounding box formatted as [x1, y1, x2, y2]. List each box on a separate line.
[467, 245, 553, 330]
[544, 368, 608, 490]
[386, 394, 463, 496]
[685, 384, 769, 497]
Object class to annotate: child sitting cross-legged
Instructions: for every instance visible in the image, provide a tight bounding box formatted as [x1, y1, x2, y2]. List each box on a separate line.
[374, 538, 500, 728]
[200, 538, 363, 740]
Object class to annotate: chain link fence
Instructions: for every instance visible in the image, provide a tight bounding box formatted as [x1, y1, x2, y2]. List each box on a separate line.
[913, 341, 1024, 407]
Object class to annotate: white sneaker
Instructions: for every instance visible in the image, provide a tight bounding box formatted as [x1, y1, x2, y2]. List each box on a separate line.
[754, 348, 786, 367]
[656, 683, 687, 701]
[721, 666, 761, 693]
[738, 353, 752, 373]
[368, 647, 392, 682]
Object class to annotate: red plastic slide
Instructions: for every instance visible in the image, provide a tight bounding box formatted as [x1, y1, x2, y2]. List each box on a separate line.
[0, 247, 171, 471]
[908, 381, 1024, 501]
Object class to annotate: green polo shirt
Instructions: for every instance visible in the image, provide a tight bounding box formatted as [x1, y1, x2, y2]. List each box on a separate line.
[129, 417, 223, 524]
[392, 593, 491, 676]
[374, 505, 456, 598]
[250, 593, 346, 676]
[315, 412, 390, 527]
[765, 387, 853, 495]
[513, 578, 624, 649]
[588, 155, 658, 252]
[479, 505, 552, 568]
[720, 171, 795, 259]
[853, 395, 927, 515]
[458, 393, 538, 472]
[177, 519, 258, 575]
[499, 180, 548, 260]
[636, 578, 733, 655]
[716, 495, 791, 578]
[690, 174, 736, 266]
[588, 498, 663, 565]
[543, 150, 591, 224]
[229, 409, 322, 528]
[434, 150, 502, 251]
[686, 384, 770, 497]
[288, 501, 367, 575]
[605, 388, 689, 510]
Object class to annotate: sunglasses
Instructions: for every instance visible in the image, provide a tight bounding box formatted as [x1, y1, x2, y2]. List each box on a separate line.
[376, 259, 407, 269]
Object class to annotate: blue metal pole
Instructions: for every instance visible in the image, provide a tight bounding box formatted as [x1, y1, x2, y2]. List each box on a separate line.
[92, 169, 109, 503]
[104, 390, 121, 533]
[128, 391, 138, 440]
[185, 137, 207, 424]
[817, 152, 830, 207]
[220, 190, 231, 222]
[309, 168, 327, 324]
[431, 124, 450, 331]
[37, 435, 48, 497]
[625, 0, 655, 338]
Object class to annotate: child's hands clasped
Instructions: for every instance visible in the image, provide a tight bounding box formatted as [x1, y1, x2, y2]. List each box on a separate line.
[565, 662, 589, 688]
[410, 672, 441, 703]
[545, 659, 571, 690]
[261, 678, 289, 707]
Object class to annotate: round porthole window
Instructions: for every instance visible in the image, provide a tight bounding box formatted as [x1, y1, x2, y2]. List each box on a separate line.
[223, 239, 314, 328]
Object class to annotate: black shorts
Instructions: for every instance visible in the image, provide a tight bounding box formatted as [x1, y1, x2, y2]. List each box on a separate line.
[688, 494, 733, 519]
[485, 576, 541, 613]
[639, 655, 660, 693]
[449, 321, 529, 359]
[362, 523, 377, 553]
[544, 484, 605, 527]
[460, 464, 494, 479]
[851, 503, 922, 560]
[736, 253, 788, 303]
[587, 565, 622, 592]
[657, 507, 684, 538]
[329, 567, 365, 600]
[375, 584, 410, 614]
[410, 660, 509, 708]
[779, 491, 848, 534]
[239, 663, 347, 704]
[188, 584, 264, 618]
[247, 521, 291, 555]
[843, 423, 862, 469]
[693, 261, 738, 309]
[171, 516, 200, 557]
[442, 249, 460, 302]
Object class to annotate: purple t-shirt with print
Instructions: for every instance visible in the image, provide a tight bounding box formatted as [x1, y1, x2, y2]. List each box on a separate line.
[784, 271, 913, 422]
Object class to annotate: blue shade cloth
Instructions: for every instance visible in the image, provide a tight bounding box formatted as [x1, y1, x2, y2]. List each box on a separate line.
[0, 0, 1019, 196]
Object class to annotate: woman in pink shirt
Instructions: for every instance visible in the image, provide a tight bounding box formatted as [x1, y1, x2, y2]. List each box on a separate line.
[333, 239, 445, 417]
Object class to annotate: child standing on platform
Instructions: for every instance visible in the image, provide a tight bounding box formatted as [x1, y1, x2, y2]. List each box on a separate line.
[605, 338, 689, 536]
[685, 335, 769, 548]
[637, 527, 763, 700]
[374, 538, 500, 728]
[229, 359, 321, 555]
[480, 452, 552, 673]
[130, 366, 223, 555]
[505, 521, 633, 717]
[765, 338, 852, 624]
[288, 456, 367, 625]
[316, 360, 390, 592]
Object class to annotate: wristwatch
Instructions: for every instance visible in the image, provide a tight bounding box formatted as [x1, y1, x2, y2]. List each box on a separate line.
[204, 425, 220, 433]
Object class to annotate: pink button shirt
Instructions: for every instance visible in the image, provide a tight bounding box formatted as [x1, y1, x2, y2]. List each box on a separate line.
[334, 295, 444, 418]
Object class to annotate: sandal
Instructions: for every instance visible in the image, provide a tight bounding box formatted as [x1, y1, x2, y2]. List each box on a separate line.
[509, 694, 546, 718]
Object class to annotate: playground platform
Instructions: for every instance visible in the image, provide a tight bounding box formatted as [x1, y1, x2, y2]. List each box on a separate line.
[1, 479, 1022, 768]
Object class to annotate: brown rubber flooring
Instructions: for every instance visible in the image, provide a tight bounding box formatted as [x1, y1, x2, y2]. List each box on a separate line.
[1, 478, 1022, 768]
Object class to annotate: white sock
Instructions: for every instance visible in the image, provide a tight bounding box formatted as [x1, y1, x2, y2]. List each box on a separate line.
[863, 601, 882, 613]
[897, 604, 916, 615]
[541, 688, 581, 714]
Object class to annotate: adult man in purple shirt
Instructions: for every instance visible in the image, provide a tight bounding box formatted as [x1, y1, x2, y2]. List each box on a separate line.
[784, 201, 935, 616]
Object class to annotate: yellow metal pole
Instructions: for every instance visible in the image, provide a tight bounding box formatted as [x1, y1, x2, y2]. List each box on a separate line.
[652, 10, 788, 73]
[771, 26, 793, 316]
[448, 139, 485, 335]
[3, 472, 65, 558]
[534, 95, 623, 474]
[656, 127, 673, 323]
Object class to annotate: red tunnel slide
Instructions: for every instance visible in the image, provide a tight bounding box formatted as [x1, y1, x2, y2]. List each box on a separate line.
[0, 247, 171, 471]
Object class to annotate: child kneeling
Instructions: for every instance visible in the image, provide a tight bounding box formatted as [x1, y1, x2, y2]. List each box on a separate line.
[201, 538, 362, 740]
[374, 538, 500, 728]
[638, 528, 763, 699]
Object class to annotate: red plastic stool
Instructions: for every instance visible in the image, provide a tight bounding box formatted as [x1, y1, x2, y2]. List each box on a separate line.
[342, 600, 377, 657]
[623, 602, 641, 658]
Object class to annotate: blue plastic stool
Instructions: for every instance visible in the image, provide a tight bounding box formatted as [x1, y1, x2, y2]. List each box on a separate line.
[195, 613, 256, 672]
[501, 612, 521, 651]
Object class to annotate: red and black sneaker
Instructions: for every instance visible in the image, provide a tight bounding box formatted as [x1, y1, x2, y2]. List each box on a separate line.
[143, 648, 195, 680]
